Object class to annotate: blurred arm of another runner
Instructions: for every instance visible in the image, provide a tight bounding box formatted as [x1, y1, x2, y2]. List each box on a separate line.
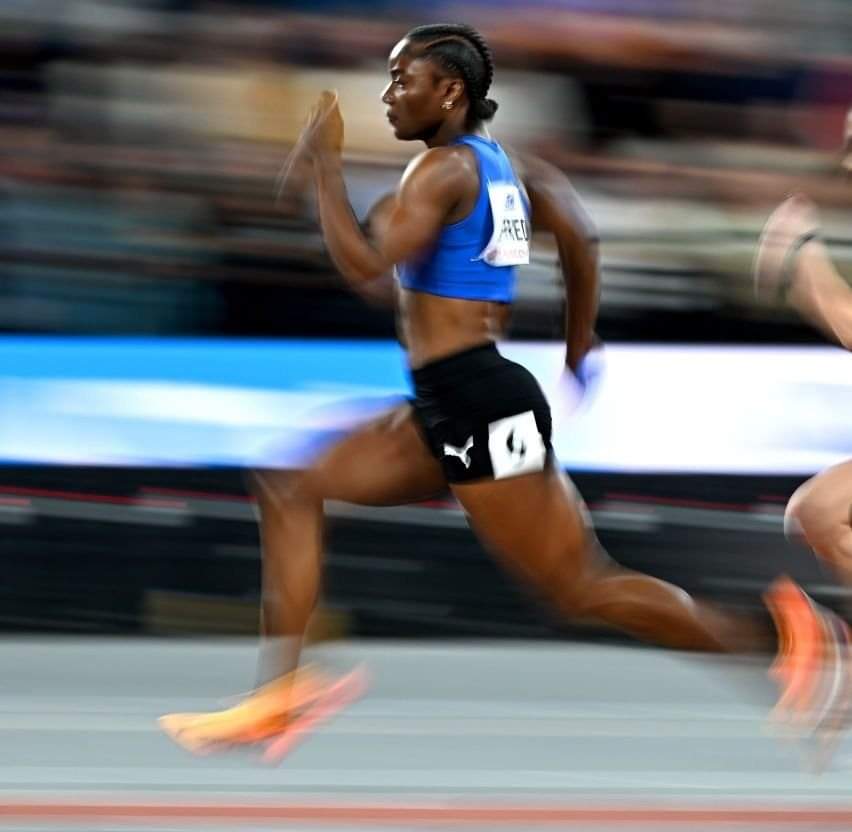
[789, 232, 852, 350]
[790, 111, 852, 349]
[757, 106, 852, 350]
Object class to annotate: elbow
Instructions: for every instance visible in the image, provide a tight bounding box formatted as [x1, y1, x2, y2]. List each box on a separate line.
[566, 203, 599, 245]
[577, 216, 600, 246]
[336, 248, 390, 286]
[339, 263, 386, 287]
[343, 263, 385, 285]
[556, 216, 599, 250]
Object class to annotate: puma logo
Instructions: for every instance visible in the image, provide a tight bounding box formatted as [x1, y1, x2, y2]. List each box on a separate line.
[443, 436, 474, 469]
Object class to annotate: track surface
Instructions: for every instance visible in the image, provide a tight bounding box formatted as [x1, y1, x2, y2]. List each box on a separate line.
[2, 638, 851, 830]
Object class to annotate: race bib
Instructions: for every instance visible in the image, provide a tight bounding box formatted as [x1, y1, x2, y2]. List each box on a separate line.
[487, 410, 546, 479]
[478, 182, 530, 267]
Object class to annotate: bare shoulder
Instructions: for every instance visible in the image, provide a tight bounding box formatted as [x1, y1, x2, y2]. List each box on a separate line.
[400, 145, 478, 191]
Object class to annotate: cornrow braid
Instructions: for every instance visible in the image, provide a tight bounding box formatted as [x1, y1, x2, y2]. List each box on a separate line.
[405, 23, 499, 125]
[456, 26, 494, 98]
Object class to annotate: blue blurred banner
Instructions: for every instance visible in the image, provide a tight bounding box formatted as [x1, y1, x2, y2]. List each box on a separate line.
[1, 337, 850, 473]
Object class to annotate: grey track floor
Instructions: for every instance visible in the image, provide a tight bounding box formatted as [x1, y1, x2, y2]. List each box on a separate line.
[2, 637, 852, 830]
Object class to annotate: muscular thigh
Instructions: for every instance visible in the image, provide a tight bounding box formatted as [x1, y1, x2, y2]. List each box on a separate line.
[308, 403, 446, 506]
[451, 466, 592, 581]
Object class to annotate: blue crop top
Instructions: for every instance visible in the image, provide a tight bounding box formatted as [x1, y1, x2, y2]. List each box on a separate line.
[397, 135, 530, 303]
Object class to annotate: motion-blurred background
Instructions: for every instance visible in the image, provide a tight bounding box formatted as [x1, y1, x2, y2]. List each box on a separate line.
[1, 0, 851, 641]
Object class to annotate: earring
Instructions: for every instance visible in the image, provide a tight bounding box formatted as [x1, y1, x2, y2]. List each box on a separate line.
[441, 101, 454, 110]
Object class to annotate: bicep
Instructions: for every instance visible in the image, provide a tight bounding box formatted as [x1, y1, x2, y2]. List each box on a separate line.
[375, 159, 460, 269]
[378, 197, 451, 268]
[363, 193, 396, 244]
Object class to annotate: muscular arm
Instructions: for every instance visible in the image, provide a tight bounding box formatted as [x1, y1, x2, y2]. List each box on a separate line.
[354, 193, 398, 308]
[520, 155, 600, 372]
[313, 148, 468, 287]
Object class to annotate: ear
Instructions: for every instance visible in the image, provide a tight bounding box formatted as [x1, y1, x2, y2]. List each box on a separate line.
[444, 77, 464, 106]
[435, 75, 464, 106]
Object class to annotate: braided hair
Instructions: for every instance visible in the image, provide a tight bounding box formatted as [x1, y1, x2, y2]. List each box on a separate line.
[404, 23, 498, 126]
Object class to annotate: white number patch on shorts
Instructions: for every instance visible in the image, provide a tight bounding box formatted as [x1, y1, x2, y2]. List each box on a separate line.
[487, 410, 546, 480]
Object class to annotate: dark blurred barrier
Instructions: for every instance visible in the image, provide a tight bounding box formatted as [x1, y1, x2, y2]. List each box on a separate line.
[0, 466, 838, 641]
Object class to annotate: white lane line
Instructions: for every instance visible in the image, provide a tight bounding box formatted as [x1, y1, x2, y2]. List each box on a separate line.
[0, 697, 766, 721]
[0, 714, 768, 738]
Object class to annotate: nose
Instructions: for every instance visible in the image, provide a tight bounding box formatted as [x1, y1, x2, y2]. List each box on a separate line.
[381, 82, 394, 105]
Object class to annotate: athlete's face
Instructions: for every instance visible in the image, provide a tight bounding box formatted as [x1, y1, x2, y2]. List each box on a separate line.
[382, 39, 453, 142]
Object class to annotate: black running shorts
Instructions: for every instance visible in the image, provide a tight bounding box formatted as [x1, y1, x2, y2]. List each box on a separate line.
[410, 342, 554, 484]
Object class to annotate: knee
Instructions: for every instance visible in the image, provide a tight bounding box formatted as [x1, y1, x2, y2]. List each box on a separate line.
[253, 468, 326, 515]
[561, 574, 623, 621]
[552, 582, 591, 618]
[546, 557, 612, 620]
[785, 482, 824, 543]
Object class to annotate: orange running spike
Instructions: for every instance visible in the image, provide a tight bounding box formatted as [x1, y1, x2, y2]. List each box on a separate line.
[765, 577, 823, 721]
[159, 665, 367, 758]
[159, 664, 336, 753]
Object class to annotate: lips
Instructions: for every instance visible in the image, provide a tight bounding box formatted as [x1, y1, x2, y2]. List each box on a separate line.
[386, 111, 398, 124]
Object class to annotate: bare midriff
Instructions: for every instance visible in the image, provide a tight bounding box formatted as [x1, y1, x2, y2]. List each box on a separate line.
[398, 288, 512, 369]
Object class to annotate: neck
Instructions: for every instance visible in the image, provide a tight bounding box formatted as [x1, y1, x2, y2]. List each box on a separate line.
[425, 120, 488, 148]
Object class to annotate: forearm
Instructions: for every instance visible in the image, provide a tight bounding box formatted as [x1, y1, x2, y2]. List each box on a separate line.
[314, 155, 386, 285]
[561, 236, 600, 370]
[521, 156, 600, 369]
[789, 241, 852, 350]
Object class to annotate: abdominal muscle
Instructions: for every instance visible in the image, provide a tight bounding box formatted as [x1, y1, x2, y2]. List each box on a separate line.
[398, 287, 512, 369]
